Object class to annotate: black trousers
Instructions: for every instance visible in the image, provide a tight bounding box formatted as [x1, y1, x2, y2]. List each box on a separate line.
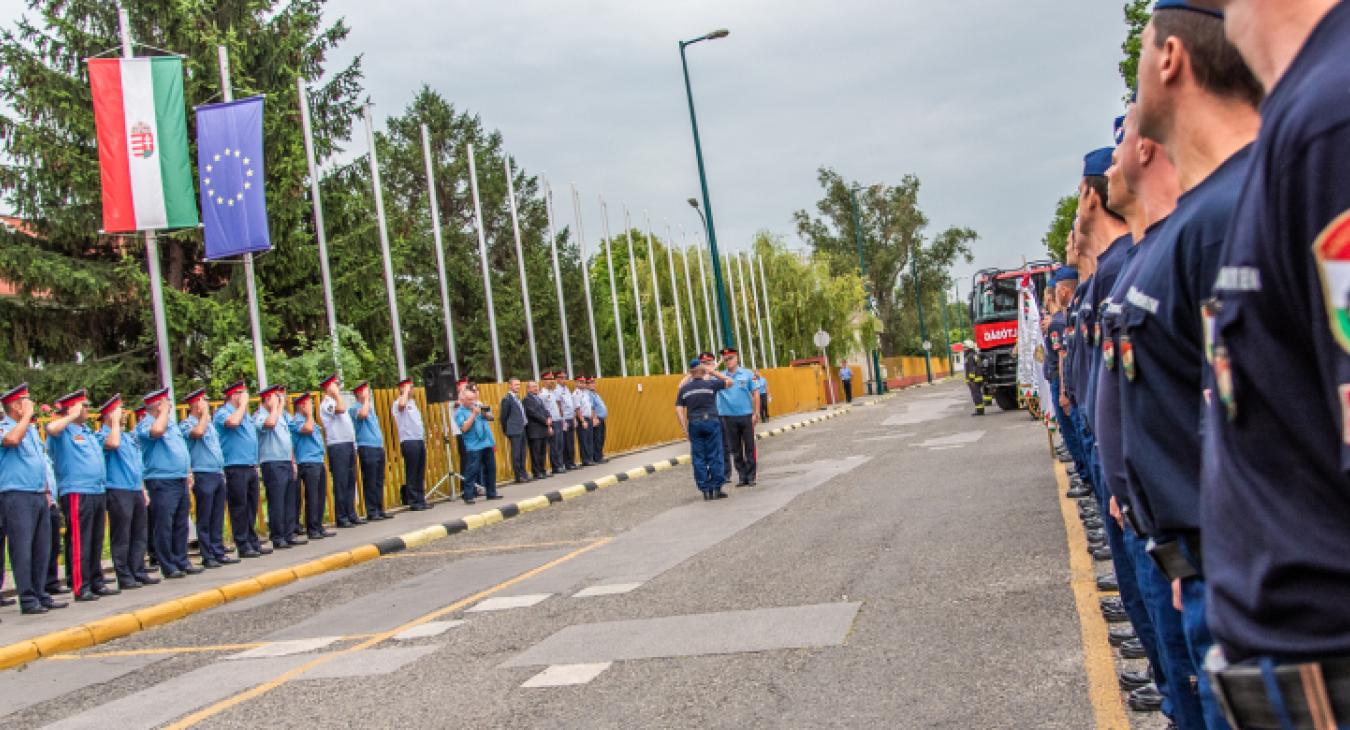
[327, 442, 358, 523]
[399, 440, 426, 507]
[287, 465, 302, 536]
[297, 462, 328, 533]
[721, 415, 757, 484]
[260, 461, 293, 544]
[45, 506, 62, 591]
[507, 433, 528, 481]
[192, 472, 226, 562]
[0, 491, 51, 610]
[224, 465, 262, 551]
[528, 436, 550, 477]
[61, 491, 106, 596]
[842, 379, 853, 403]
[576, 423, 592, 465]
[550, 424, 566, 473]
[147, 478, 190, 573]
[593, 419, 606, 460]
[562, 424, 577, 468]
[358, 445, 386, 516]
[760, 397, 770, 422]
[106, 488, 148, 585]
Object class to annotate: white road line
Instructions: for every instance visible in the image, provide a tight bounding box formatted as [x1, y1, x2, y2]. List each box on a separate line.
[227, 637, 340, 659]
[521, 662, 612, 688]
[573, 583, 643, 598]
[467, 593, 554, 612]
[393, 620, 465, 640]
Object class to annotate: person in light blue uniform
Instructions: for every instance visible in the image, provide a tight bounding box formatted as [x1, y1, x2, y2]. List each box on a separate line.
[182, 388, 231, 568]
[716, 348, 761, 487]
[454, 387, 500, 504]
[589, 377, 609, 463]
[350, 381, 391, 521]
[214, 380, 266, 558]
[290, 391, 334, 539]
[0, 383, 65, 615]
[254, 384, 298, 550]
[45, 389, 112, 601]
[753, 373, 770, 422]
[97, 394, 151, 590]
[137, 387, 199, 579]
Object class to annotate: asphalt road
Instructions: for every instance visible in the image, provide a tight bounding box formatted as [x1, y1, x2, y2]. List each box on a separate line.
[2, 382, 1104, 729]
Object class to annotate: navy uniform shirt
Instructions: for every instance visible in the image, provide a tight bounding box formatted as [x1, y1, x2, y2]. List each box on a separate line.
[1062, 286, 1083, 402]
[1048, 311, 1068, 384]
[1202, 1, 1350, 663]
[676, 376, 727, 421]
[1082, 235, 1132, 428]
[1119, 146, 1253, 539]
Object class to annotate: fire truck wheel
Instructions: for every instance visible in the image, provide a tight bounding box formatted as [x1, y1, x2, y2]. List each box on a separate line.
[994, 387, 1020, 412]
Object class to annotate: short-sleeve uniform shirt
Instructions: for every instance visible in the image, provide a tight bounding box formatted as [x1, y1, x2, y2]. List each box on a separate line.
[677, 377, 727, 421]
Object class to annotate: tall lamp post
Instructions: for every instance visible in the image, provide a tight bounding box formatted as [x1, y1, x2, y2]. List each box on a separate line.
[912, 244, 933, 385]
[848, 185, 886, 395]
[680, 29, 735, 350]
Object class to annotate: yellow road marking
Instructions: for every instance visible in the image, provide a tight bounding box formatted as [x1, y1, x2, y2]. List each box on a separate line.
[378, 539, 595, 558]
[165, 537, 612, 729]
[1055, 460, 1130, 729]
[46, 633, 384, 660]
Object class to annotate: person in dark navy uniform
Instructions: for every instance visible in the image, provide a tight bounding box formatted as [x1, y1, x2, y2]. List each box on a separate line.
[45, 389, 115, 601]
[1184, 0, 1350, 725]
[1121, 3, 1263, 726]
[0, 384, 66, 615]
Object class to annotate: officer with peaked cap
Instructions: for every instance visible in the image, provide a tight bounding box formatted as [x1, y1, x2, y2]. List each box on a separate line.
[182, 387, 230, 568]
[45, 389, 113, 601]
[137, 388, 199, 578]
[573, 375, 595, 466]
[214, 380, 266, 557]
[716, 348, 760, 487]
[255, 384, 298, 550]
[98, 394, 150, 589]
[319, 374, 361, 527]
[290, 391, 335, 538]
[0, 384, 66, 614]
[391, 377, 430, 510]
[541, 372, 566, 475]
[350, 381, 390, 521]
[589, 374, 609, 463]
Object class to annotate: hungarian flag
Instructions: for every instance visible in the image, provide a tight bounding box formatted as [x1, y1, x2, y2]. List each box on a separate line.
[1315, 211, 1350, 354]
[88, 57, 199, 232]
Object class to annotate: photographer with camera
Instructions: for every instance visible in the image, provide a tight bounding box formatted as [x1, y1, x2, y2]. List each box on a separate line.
[453, 387, 500, 505]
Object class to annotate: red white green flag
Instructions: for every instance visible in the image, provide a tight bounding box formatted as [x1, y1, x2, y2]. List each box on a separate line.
[88, 57, 199, 232]
[1314, 210, 1350, 354]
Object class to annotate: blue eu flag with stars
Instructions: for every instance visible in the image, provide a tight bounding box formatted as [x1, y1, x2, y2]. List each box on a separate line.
[195, 96, 270, 260]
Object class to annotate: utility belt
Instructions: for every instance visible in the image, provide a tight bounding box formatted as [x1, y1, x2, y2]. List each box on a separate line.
[688, 413, 718, 422]
[1207, 647, 1350, 730]
[1145, 534, 1203, 581]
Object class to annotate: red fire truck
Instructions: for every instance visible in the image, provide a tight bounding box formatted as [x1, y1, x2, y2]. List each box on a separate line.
[966, 261, 1058, 411]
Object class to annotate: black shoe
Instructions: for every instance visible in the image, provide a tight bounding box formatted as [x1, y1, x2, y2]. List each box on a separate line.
[1092, 547, 1113, 562]
[202, 559, 223, 569]
[135, 574, 162, 584]
[1066, 486, 1092, 499]
[119, 580, 143, 590]
[0, 596, 14, 607]
[163, 571, 186, 580]
[273, 541, 293, 550]
[1119, 669, 1152, 691]
[1083, 517, 1105, 530]
[336, 521, 355, 528]
[1128, 685, 1164, 712]
[257, 546, 274, 555]
[379, 512, 394, 519]
[350, 518, 367, 526]
[1087, 529, 1106, 542]
[1057, 453, 1073, 463]
[486, 495, 504, 501]
[46, 584, 70, 595]
[41, 599, 68, 610]
[702, 492, 713, 501]
[1109, 626, 1137, 647]
[714, 489, 729, 499]
[20, 604, 49, 615]
[239, 550, 262, 559]
[94, 585, 121, 597]
[1119, 638, 1147, 659]
[1103, 606, 1130, 623]
[289, 536, 309, 546]
[1097, 574, 1119, 591]
[183, 565, 204, 575]
[463, 498, 475, 505]
[73, 591, 100, 602]
[367, 513, 386, 521]
[1100, 596, 1124, 611]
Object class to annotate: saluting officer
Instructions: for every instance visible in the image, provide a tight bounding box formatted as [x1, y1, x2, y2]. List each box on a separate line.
[0, 384, 66, 615]
[716, 348, 760, 487]
[676, 359, 734, 500]
[137, 388, 200, 579]
[351, 381, 391, 521]
[319, 374, 361, 528]
[573, 375, 595, 467]
[215, 380, 267, 558]
[391, 377, 430, 510]
[290, 391, 335, 538]
[255, 384, 298, 550]
[98, 394, 151, 589]
[45, 389, 112, 601]
[182, 388, 231, 568]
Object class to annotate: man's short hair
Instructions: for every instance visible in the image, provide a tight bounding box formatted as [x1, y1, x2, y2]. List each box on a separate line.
[1083, 175, 1126, 223]
[1152, 8, 1264, 107]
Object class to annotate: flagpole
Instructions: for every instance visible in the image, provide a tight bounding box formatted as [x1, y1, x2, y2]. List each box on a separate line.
[420, 123, 458, 370]
[467, 144, 503, 383]
[695, 235, 717, 349]
[117, 6, 174, 399]
[623, 205, 649, 376]
[297, 81, 342, 375]
[543, 178, 572, 379]
[644, 211, 669, 375]
[571, 184, 601, 378]
[735, 254, 757, 368]
[598, 194, 626, 377]
[725, 256, 743, 356]
[746, 250, 768, 368]
[505, 158, 539, 381]
[665, 221, 687, 363]
[757, 252, 778, 367]
[679, 227, 701, 355]
[363, 103, 407, 380]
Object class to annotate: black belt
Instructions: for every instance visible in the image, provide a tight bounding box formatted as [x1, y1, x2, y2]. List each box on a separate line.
[689, 413, 717, 422]
[1146, 538, 1200, 581]
[1210, 654, 1350, 729]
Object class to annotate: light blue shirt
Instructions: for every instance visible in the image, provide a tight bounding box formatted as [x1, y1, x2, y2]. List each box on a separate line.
[213, 403, 259, 467]
[289, 413, 326, 464]
[839, 366, 853, 381]
[753, 376, 767, 394]
[454, 405, 495, 451]
[135, 413, 191, 480]
[0, 415, 49, 492]
[590, 390, 608, 419]
[48, 423, 106, 495]
[715, 368, 757, 417]
[181, 414, 224, 473]
[254, 407, 294, 464]
[99, 424, 143, 490]
[351, 403, 384, 448]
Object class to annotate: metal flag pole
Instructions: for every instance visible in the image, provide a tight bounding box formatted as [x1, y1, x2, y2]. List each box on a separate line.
[298, 80, 343, 374]
[598, 194, 627, 377]
[757, 252, 778, 367]
[466, 143, 503, 383]
[544, 178, 573, 379]
[644, 211, 670, 374]
[679, 227, 702, 356]
[665, 221, 687, 362]
[623, 206, 650, 376]
[695, 235, 717, 348]
[571, 184, 601, 377]
[363, 103, 407, 380]
[725, 255, 743, 355]
[216, 45, 268, 389]
[505, 158, 539, 381]
[746, 250, 769, 368]
[420, 123, 458, 369]
[735, 254, 757, 368]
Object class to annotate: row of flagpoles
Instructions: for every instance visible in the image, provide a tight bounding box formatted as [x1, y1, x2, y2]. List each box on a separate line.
[104, 6, 781, 397]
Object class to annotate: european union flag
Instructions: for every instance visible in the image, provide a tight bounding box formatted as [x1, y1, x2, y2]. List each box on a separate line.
[195, 96, 270, 260]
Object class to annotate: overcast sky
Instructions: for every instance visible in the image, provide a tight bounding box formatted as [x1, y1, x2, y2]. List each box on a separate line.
[5, 0, 1130, 291]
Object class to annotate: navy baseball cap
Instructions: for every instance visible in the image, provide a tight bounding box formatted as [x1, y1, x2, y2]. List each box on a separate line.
[1083, 148, 1114, 177]
[1154, 0, 1222, 18]
[1053, 267, 1080, 285]
[688, 358, 704, 370]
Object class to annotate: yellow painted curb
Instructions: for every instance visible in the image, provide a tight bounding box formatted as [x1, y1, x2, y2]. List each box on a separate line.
[624, 467, 647, 480]
[462, 513, 486, 530]
[348, 544, 381, 565]
[290, 559, 329, 580]
[254, 569, 298, 590]
[594, 474, 619, 488]
[675, 454, 692, 464]
[318, 552, 353, 572]
[178, 589, 227, 614]
[218, 579, 265, 602]
[559, 485, 587, 500]
[652, 461, 673, 472]
[33, 626, 95, 657]
[518, 495, 550, 513]
[85, 613, 141, 644]
[402, 525, 447, 549]
[133, 599, 189, 629]
[0, 641, 39, 670]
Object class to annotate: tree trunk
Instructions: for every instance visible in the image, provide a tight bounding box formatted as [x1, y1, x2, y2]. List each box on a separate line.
[166, 239, 185, 291]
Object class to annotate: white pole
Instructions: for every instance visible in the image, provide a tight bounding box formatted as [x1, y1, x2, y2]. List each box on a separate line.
[420, 123, 458, 369]
[119, 7, 173, 397]
[363, 104, 406, 379]
[598, 195, 626, 377]
[726, 256, 743, 356]
[298, 80, 342, 374]
[544, 178, 573, 379]
[505, 158, 539, 381]
[746, 251, 768, 368]
[623, 206, 650, 376]
[466, 144, 503, 383]
[666, 221, 687, 363]
[216, 46, 268, 389]
[644, 212, 669, 374]
[695, 236, 716, 349]
[757, 252, 778, 367]
[571, 184, 601, 377]
[735, 255, 757, 368]
[679, 227, 701, 356]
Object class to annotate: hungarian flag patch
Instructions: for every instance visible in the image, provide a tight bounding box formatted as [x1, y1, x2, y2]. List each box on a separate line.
[1313, 209, 1350, 354]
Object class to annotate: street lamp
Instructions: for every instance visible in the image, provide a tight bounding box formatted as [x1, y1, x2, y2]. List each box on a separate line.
[680, 28, 735, 350]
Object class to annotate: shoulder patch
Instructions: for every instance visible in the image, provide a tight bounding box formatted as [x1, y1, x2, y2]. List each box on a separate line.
[1313, 209, 1350, 355]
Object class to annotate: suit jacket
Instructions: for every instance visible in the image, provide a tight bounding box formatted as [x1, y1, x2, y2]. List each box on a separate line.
[499, 393, 527, 437]
[523, 393, 551, 439]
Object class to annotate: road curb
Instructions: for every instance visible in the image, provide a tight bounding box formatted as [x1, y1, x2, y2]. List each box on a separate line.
[0, 406, 853, 671]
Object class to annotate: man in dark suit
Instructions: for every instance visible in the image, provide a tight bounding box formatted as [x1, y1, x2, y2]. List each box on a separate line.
[499, 378, 529, 484]
[523, 381, 552, 480]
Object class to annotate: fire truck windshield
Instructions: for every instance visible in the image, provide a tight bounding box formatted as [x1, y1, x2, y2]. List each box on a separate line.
[972, 277, 1019, 324]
